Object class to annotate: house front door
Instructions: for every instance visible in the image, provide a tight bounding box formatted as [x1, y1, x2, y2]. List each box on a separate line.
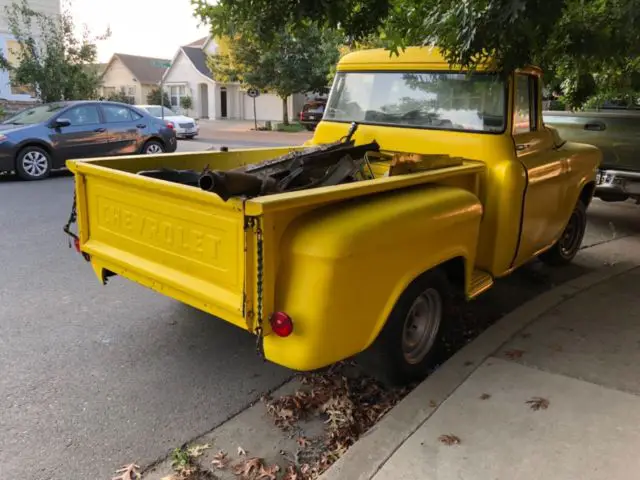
[220, 87, 228, 118]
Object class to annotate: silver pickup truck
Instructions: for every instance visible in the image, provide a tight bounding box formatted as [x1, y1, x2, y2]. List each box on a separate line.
[543, 109, 640, 204]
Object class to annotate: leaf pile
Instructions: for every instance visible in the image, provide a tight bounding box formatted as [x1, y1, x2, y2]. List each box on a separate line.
[263, 363, 411, 479]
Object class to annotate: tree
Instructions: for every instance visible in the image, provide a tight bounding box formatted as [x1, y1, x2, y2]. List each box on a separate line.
[206, 27, 341, 124]
[0, 0, 110, 102]
[180, 95, 193, 114]
[146, 87, 171, 108]
[193, 0, 640, 109]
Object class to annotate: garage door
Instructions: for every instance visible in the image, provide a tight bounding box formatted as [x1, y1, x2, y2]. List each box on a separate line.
[243, 93, 285, 121]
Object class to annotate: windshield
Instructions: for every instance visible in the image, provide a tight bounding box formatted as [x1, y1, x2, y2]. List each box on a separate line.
[325, 72, 507, 133]
[3, 103, 67, 125]
[144, 106, 176, 117]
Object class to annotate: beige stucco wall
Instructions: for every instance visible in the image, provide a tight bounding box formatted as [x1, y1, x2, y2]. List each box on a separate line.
[100, 57, 149, 104]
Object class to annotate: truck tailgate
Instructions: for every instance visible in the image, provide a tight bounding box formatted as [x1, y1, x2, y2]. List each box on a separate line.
[73, 161, 248, 327]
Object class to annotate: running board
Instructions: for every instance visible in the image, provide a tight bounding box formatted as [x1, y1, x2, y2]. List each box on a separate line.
[469, 269, 494, 299]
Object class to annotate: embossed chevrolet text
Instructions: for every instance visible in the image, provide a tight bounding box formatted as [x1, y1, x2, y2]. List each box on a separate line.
[97, 198, 227, 264]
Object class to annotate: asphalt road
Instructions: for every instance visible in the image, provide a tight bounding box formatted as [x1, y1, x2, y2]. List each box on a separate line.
[0, 160, 638, 479]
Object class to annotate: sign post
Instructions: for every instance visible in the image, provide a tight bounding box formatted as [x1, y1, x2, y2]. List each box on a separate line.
[153, 60, 172, 120]
[247, 87, 260, 130]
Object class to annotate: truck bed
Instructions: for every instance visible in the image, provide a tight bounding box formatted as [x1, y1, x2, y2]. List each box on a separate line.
[68, 148, 485, 333]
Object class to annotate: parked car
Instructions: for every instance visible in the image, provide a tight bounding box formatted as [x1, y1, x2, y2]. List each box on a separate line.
[0, 100, 177, 180]
[299, 99, 327, 131]
[136, 105, 199, 139]
[543, 108, 640, 204]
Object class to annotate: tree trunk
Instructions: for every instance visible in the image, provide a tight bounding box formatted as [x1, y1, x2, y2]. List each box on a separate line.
[281, 96, 289, 125]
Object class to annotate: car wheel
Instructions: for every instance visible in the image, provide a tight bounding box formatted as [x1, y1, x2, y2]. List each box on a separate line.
[142, 140, 165, 154]
[16, 146, 52, 180]
[361, 269, 453, 386]
[304, 124, 316, 131]
[539, 201, 587, 266]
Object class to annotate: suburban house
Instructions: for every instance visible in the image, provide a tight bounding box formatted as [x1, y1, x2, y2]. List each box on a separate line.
[162, 36, 306, 121]
[0, 0, 61, 108]
[99, 53, 170, 104]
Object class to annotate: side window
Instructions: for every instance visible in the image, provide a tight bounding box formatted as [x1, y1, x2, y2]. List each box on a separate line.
[102, 105, 135, 123]
[513, 74, 538, 134]
[64, 105, 101, 126]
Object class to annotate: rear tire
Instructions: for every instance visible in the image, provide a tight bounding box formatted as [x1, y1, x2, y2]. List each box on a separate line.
[539, 201, 587, 266]
[16, 146, 51, 180]
[142, 139, 165, 154]
[362, 269, 454, 386]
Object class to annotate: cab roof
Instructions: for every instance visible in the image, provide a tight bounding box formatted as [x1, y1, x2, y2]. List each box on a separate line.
[337, 46, 541, 75]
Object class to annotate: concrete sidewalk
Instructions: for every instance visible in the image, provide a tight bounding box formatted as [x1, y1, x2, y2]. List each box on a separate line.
[321, 235, 640, 480]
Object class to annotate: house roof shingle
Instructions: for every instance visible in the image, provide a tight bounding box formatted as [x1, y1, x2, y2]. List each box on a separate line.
[113, 53, 171, 84]
[181, 46, 213, 79]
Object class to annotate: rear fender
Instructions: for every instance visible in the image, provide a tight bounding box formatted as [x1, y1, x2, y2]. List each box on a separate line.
[263, 184, 483, 371]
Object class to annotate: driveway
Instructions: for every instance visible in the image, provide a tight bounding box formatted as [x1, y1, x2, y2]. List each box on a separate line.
[0, 157, 637, 480]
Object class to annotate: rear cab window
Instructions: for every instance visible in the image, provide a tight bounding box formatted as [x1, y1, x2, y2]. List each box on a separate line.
[325, 71, 507, 133]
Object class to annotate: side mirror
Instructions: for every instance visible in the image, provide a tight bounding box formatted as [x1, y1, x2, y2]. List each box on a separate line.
[53, 118, 71, 128]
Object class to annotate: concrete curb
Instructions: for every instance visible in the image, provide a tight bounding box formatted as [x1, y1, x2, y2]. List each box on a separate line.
[320, 249, 640, 480]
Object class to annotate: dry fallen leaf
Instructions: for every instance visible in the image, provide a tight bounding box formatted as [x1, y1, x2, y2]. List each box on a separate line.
[282, 464, 299, 480]
[237, 446, 247, 456]
[187, 443, 211, 458]
[211, 450, 229, 469]
[428, 400, 437, 408]
[504, 349, 525, 360]
[257, 463, 280, 480]
[438, 434, 461, 446]
[296, 436, 309, 448]
[479, 393, 491, 400]
[233, 457, 263, 478]
[112, 463, 141, 480]
[526, 396, 550, 411]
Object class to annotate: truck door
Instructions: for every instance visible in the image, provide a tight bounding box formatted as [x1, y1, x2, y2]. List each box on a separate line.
[512, 72, 571, 267]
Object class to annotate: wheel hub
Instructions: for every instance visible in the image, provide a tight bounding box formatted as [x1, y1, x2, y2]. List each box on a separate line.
[402, 288, 442, 365]
[22, 151, 48, 177]
[559, 211, 581, 257]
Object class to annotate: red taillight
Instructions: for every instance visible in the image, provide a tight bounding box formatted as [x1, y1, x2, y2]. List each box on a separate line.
[270, 312, 293, 337]
[73, 237, 80, 253]
[166, 121, 174, 129]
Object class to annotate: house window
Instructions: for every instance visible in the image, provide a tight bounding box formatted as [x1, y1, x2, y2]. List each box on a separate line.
[170, 85, 186, 107]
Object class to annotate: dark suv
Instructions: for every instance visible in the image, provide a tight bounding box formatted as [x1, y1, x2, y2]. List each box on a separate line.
[299, 99, 327, 131]
[0, 100, 177, 180]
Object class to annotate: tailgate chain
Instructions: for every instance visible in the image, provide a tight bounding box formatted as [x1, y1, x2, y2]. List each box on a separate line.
[63, 194, 78, 244]
[254, 219, 266, 361]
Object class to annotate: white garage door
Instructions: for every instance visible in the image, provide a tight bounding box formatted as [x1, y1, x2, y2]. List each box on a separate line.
[243, 93, 285, 121]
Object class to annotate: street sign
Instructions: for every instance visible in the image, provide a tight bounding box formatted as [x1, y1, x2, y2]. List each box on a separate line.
[153, 60, 172, 68]
[247, 88, 260, 98]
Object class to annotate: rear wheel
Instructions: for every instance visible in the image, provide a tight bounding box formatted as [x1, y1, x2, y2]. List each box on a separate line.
[16, 146, 52, 180]
[362, 269, 453, 385]
[539, 201, 587, 266]
[142, 140, 165, 154]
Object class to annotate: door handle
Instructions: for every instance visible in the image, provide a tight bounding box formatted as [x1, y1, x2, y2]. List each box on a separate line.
[584, 121, 605, 131]
[136, 124, 146, 129]
[516, 143, 531, 151]
[94, 127, 106, 133]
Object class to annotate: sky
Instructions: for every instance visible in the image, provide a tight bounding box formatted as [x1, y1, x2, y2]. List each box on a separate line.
[71, 0, 211, 63]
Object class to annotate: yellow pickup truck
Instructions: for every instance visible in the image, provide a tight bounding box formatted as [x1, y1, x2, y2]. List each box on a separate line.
[64, 47, 601, 384]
